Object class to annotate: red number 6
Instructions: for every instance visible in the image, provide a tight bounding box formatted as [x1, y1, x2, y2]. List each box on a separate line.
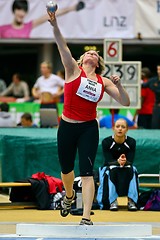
[107, 42, 117, 57]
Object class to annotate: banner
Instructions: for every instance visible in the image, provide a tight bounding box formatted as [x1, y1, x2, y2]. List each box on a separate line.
[0, 0, 135, 39]
[136, 0, 160, 38]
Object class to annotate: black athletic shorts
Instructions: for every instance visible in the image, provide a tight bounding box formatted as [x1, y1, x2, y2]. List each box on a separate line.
[57, 118, 99, 176]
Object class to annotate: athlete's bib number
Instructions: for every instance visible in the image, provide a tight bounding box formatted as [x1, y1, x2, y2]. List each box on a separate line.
[76, 77, 102, 102]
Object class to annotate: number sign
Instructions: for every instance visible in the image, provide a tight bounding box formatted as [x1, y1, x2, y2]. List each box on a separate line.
[98, 61, 141, 109]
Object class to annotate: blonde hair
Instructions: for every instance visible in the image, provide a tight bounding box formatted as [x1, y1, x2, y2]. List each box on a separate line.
[77, 51, 106, 75]
[114, 118, 129, 129]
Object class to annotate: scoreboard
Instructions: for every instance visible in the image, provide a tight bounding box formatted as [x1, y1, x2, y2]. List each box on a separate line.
[99, 39, 141, 109]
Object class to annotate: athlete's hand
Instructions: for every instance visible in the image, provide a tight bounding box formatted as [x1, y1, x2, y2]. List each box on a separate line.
[47, 11, 56, 26]
[110, 75, 121, 87]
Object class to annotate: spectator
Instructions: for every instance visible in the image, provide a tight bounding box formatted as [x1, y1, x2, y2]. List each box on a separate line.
[97, 119, 139, 211]
[0, 78, 6, 93]
[99, 109, 136, 129]
[56, 69, 65, 103]
[32, 61, 64, 110]
[0, 73, 30, 101]
[18, 112, 38, 128]
[142, 63, 160, 129]
[0, 102, 16, 127]
[0, 0, 85, 39]
[133, 67, 155, 129]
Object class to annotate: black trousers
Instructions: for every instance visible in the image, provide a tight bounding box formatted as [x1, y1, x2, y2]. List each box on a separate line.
[109, 167, 133, 196]
[137, 114, 152, 129]
[151, 105, 160, 129]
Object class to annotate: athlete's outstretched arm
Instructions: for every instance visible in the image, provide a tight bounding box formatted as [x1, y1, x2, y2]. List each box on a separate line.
[47, 12, 80, 81]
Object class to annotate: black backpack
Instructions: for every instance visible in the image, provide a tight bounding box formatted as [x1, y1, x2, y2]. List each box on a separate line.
[10, 178, 51, 210]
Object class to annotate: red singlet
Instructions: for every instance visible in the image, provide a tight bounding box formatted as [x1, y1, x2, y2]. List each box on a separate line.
[63, 67, 105, 121]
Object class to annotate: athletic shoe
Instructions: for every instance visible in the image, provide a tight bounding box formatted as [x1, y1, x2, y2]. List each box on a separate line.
[76, 1, 85, 11]
[128, 200, 137, 211]
[110, 200, 118, 211]
[60, 190, 75, 217]
[79, 218, 93, 225]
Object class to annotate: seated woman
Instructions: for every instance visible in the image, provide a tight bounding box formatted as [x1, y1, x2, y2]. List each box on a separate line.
[97, 119, 139, 211]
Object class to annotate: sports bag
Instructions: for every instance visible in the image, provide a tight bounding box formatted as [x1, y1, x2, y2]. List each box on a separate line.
[144, 190, 160, 211]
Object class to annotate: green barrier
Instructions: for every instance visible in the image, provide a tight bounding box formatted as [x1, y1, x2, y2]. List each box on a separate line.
[0, 128, 159, 182]
[8, 102, 64, 126]
[9, 102, 40, 126]
[8, 102, 136, 127]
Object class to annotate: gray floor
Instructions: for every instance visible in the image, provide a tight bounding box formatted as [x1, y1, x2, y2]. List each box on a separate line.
[0, 237, 160, 240]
